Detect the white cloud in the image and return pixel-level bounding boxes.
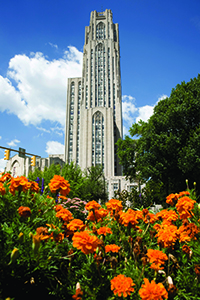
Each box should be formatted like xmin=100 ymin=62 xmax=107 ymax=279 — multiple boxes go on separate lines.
xmin=0 ymin=136 xmax=1 ymax=139
xmin=136 ymin=105 xmax=154 ymax=123
xmin=45 ymin=141 xmax=64 ymax=155
xmin=7 ymin=139 xmax=20 ymax=147
xmin=158 ymin=94 xmax=168 ymax=102
xmin=0 ymin=46 xmax=82 ymax=128
xmin=0 ymin=158 xmax=7 ymax=172
xmin=122 ymin=95 xmax=137 ymax=123
xmin=122 ymin=94 xmax=169 ymax=136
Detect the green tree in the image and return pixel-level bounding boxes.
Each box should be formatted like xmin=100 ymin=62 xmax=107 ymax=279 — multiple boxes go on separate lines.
xmin=117 ymin=74 xmax=200 ymax=199
xmin=84 ymin=165 xmax=108 ymax=203
xmin=61 ymin=162 xmax=86 ymax=199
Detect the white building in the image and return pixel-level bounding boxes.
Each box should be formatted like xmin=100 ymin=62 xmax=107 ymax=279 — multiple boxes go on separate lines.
xmin=64 ymin=9 xmax=138 ymax=197
xmin=5 ymin=9 xmax=139 ymax=198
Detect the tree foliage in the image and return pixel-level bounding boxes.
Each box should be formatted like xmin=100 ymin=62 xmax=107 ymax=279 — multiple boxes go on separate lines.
xmin=28 ymin=163 xmax=108 ymax=202
xmin=117 ymin=74 xmax=200 ymax=199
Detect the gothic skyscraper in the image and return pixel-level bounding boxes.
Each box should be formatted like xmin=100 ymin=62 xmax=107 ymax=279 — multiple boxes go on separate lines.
xmin=65 ymin=9 xmax=123 ymax=179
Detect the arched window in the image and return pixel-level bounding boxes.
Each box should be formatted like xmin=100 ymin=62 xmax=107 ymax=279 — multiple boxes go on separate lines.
xmin=96 ymin=22 xmax=106 ymax=40
xmin=92 ymin=112 xmax=104 ymax=168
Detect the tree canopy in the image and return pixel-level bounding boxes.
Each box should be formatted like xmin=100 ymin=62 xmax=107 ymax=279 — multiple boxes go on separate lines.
xmin=117 ymin=74 xmax=200 ymax=199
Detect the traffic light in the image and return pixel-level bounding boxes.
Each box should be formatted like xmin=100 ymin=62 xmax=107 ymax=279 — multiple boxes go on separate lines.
xmin=4 ymin=150 xmax=10 ymax=160
xmin=31 ymin=156 xmax=36 ymax=166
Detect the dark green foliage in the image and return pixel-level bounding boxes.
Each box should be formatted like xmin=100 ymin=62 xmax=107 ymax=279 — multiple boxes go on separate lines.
xmin=117 ymin=74 xmax=200 ymax=199
xmin=83 ymin=165 xmax=108 ymax=203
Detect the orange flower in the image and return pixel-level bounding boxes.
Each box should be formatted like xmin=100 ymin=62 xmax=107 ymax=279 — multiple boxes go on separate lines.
xmin=143 ymin=213 xmax=158 ymax=224
xmin=0 ymin=182 xmax=6 ymax=196
xmin=176 ymin=196 xmax=196 ymax=219
xmin=87 ymin=208 xmax=108 ymax=222
xmin=0 ymin=172 xmax=12 ymax=183
xmin=85 ymin=200 xmax=101 ymax=211
xmin=49 ymin=175 xmax=70 ymax=196
xmin=182 ymin=245 xmax=191 ymax=254
xmin=106 ymin=199 xmax=123 ymax=212
xmin=156 ymin=210 xmax=179 ymax=224
xmin=72 ymin=230 xmax=99 ymax=254
xmin=18 ymin=206 xmax=31 ymax=218
xmin=178 ymin=191 xmax=190 ymax=198
xmin=67 ymin=219 xmax=85 ymax=232
xmin=110 ymin=274 xmax=135 ymax=297
xmin=56 ymin=208 xmax=73 ymax=223
xmin=154 ymin=223 xmax=179 ymax=248
xmin=147 ymin=249 xmax=168 ymax=271
xmin=178 ymin=222 xmax=199 ymax=242
xmin=9 ymin=176 xmax=30 ymax=195
xmin=118 ymin=211 xmax=138 ymax=227
xmin=105 ymin=244 xmax=120 ymax=253
xmin=139 ymin=278 xmax=168 ymax=300
xmin=29 ymin=181 xmax=39 ymax=193
xmin=72 ymin=283 xmax=83 ymax=300
xmin=72 ymin=288 xmax=83 ymax=300
xmin=166 ymin=193 xmax=179 ymax=206
xmin=97 ymin=226 xmax=112 ymax=236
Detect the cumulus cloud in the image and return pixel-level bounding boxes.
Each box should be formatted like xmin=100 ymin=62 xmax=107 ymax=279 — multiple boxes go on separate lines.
xmin=136 ymin=105 xmax=154 ymax=123
xmin=0 ymin=46 xmax=82 ymax=129
xmin=45 ymin=141 xmax=65 ymax=155
xmin=122 ymin=94 xmax=168 ymax=136
xmin=7 ymin=139 xmax=20 ymax=147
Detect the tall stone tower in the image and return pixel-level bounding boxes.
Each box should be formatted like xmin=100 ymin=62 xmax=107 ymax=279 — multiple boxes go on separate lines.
xmin=65 ymin=9 xmax=123 ymax=178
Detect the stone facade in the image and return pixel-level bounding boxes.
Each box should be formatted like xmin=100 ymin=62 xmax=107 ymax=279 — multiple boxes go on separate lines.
xmin=4 ymin=9 xmax=139 ymax=199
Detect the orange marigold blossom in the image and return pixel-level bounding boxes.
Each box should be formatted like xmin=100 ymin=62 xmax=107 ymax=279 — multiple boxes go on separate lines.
xmin=178 ymin=191 xmax=190 ymax=198
xmin=85 ymin=200 xmax=101 ymax=211
xmin=176 ymin=196 xmax=196 ymax=219
xmin=166 ymin=193 xmax=179 ymax=206
xmin=87 ymin=208 xmax=108 ymax=222
xmin=67 ymin=219 xmax=85 ymax=232
xmin=156 ymin=210 xmax=179 ymax=224
xmin=105 ymin=244 xmax=120 ymax=253
xmin=56 ymin=208 xmax=73 ymax=223
xmin=0 ymin=172 xmax=12 ymax=183
xmin=143 ymin=213 xmax=158 ymax=224
xmin=154 ymin=223 xmax=179 ymax=249
xmin=18 ymin=206 xmax=31 ymax=218
xmin=139 ymin=278 xmax=168 ymax=300
xmin=29 ymin=181 xmax=40 ymax=193
xmin=106 ymin=198 xmax=123 ymax=212
xmin=118 ymin=211 xmax=138 ymax=227
xmin=9 ymin=176 xmax=30 ymax=195
xmin=97 ymin=226 xmax=112 ymax=236
xmin=72 ymin=230 xmax=100 ymax=254
xmin=110 ymin=274 xmax=135 ymax=297
xmin=0 ymin=182 xmax=6 ymax=196
xmin=49 ymin=175 xmax=70 ymax=196
xmin=147 ymin=249 xmax=168 ymax=270
xmin=178 ymin=222 xmax=199 ymax=242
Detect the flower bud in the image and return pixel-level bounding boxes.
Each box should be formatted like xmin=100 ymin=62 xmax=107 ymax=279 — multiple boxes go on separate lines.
xmin=18 ymin=232 xmax=24 ymax=243
xmin=9 ymin=248 xmax=19 ymax=264
xmin=32 ymin=234 xmax=41 ymax=254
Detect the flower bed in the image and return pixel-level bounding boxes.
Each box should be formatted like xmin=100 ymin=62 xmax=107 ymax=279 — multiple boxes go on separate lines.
xmin=0 ymin=173 xmax=200 ymax=299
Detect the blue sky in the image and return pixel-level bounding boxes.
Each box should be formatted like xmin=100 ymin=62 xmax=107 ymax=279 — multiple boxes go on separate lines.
xmin=0 ymin=0 xmax=200 ymax=171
